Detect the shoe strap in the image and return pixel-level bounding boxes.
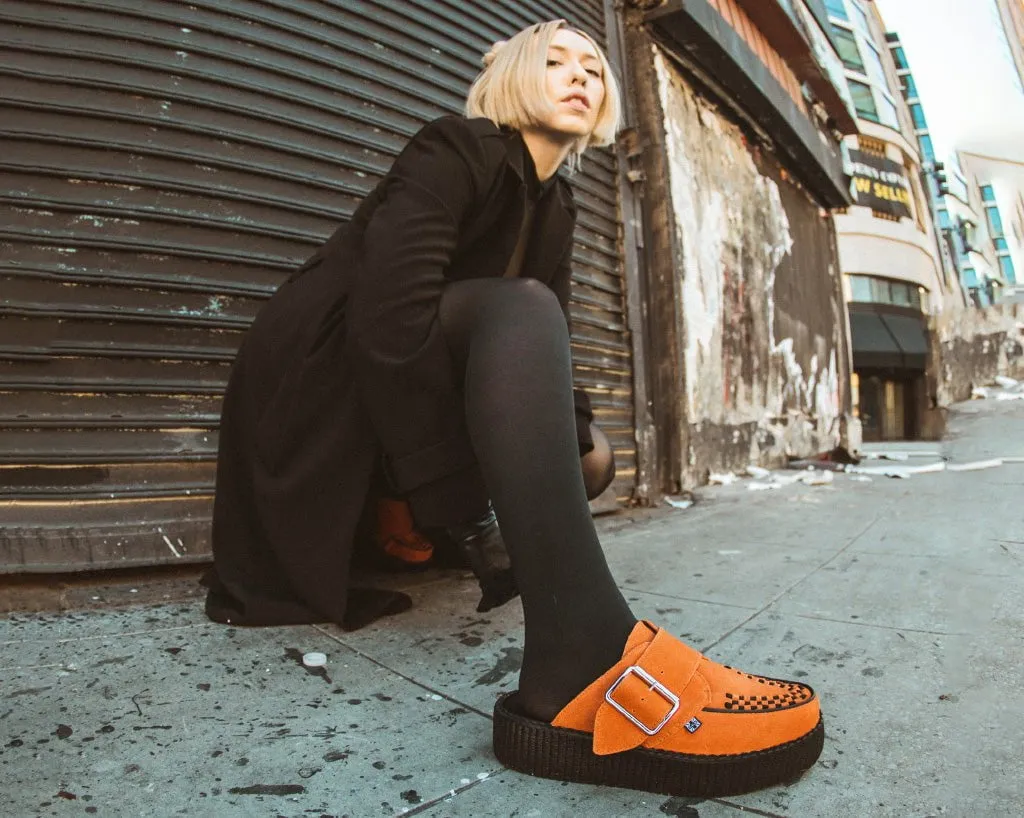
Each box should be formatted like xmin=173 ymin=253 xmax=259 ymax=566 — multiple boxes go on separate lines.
xmin=553 ymin=621 xmax=711 ymax=756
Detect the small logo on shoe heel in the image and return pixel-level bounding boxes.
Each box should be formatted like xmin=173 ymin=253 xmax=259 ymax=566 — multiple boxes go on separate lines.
xmin=684 ymin=717 xmax=702 ymax=734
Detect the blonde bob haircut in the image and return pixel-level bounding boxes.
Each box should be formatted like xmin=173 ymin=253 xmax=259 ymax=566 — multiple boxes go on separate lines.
xmin=464 ymin=20 xmax=621 ymax=172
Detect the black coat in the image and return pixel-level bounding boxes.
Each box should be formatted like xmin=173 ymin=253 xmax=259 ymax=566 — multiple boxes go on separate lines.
xmin=203 ymin=115 xmax=594 ymax=628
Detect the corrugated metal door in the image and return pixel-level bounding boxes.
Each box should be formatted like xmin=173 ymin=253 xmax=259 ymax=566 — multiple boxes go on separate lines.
xmin=0 ymin=0 xmax=636 ymax=571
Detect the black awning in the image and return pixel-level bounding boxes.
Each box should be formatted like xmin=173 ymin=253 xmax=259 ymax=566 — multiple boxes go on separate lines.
xmin=849 ymin=309 xmax=929 ymax=370
xmin=881 ymin=313 xmax=929 ymax=369
xmin=850 ymin=311 xmax=902 ymax=369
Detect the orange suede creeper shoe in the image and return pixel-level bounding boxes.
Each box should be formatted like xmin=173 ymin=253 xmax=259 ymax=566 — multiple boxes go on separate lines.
xmin=493 ymin=621 xmax=823 ymax=797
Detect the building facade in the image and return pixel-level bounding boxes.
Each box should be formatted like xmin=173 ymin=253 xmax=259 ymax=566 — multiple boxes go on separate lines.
xmin=885 ymin=30 xmax=964 ymax=308
xmin=956 ymin=151 xmax=1024 ymax=303
xmin=1 ymin=0 xmax=858 ymax=572
xmin=826 ymin=0 xmax=951 ymax=441
xmin=994 ymin=0 xmax=1024 ymax=94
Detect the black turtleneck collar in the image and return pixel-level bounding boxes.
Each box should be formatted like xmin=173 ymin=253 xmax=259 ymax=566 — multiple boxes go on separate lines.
xmin=500 ymin=126 xmax=559 ymax=201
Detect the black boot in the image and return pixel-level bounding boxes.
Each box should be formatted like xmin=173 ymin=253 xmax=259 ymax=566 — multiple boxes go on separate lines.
xmin=446 ymin=504 xmax=519 ymax=613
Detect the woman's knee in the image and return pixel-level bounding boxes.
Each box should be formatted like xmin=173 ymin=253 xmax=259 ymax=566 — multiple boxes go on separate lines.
xmin=501 ymin=278 xmax=565 ymax=326
xmin=440 ymin=278 xmax=562 ymax=329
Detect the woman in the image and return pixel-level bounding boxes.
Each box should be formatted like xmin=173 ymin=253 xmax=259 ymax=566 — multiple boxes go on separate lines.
xmin=204 ymin=20 xmax=824 ymax=797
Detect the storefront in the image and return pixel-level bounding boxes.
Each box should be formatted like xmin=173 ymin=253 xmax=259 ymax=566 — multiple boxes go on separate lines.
xmin=848 ymin=301 xmax=930 ymax=441
xmin=0 ymin=0 xmax=637 ymax=571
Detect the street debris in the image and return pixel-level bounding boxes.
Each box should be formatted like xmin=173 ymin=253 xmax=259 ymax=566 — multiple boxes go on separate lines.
xmin=946 ymin=458 xmax=1003 ymax=472
xmin=745 ymin=469 xmax=832 ymax=491
xmin=302 ymin=652 xmax=328 ymax=668
xmin=664 ymin=495 xmax=694 ymax=510
xmin=847 ymin=461 xmax=946 ymax=479
xmin=700 ymin=381 xmax=1024 ymax=497
xmin=708 ymin=472 xmax=739 ymax=486
xmin=971 ymin=375 xmax=1024 ymax=401
xmin=860 ymin=450 xmax=942 ymax=460
xmin=799 ymin=470 xmax=834 ymax=487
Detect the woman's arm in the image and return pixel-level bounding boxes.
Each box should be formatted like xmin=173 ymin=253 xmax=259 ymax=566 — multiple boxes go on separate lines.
xmin=346 ymin=116 xmax=499 ymax=502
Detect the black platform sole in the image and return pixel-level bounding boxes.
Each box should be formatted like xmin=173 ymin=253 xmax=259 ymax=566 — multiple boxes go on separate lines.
xmin=492 ymin=692 xmax=824 ymax=797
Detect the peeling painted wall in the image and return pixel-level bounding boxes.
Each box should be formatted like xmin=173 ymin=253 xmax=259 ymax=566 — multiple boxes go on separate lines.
xmin=652 ymin=50 xmax=850 ymax=479
xmin=930 ymin=303 xmax=1024 ymax=407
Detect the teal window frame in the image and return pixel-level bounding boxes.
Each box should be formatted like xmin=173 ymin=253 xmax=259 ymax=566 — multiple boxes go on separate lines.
xmin=910 ymin=103 xmax=927 ymax=129
xmin=918 ymin=134 xmax=935 ymax=163
xmin=999 ymin=255 xmax=1017 ymax=284
xmin=825 ymin=0 xmax=849 ymax=21
xmin=986 ymin=206 xmax=1004 ymax=237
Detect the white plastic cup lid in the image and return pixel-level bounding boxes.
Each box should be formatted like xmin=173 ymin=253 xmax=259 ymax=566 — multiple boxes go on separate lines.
xmin=302 ymin=652 xmax=327 ymax=668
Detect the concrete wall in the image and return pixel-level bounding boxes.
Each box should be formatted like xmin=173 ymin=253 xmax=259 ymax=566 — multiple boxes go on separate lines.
xmin=651 ymin=48 xmax=851 ymax=482
xmin=930 ymin=303 xmax=1024 ymax=407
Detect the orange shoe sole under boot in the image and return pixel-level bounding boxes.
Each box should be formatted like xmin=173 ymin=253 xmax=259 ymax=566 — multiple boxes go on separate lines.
xmin=493 ymin=621 xmax=823 ymax=797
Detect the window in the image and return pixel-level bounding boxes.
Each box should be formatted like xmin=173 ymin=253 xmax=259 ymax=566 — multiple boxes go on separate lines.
xmin=849 ymin=275 xmax=923 ymax=309
xmin=900 ymin=74 xmax=918 ymax=99
xmin=826 ymin=0 xmax=849 ymax=21
xmin=862 ymin=41 xmax=891 ymax=93
xmin=833 ymin=26 xmax=865 ymax=71
xmin=878 ymin=94 xmax=900 ymax=129
xmin=849 ymin=275 xmax=873 ymax=301
xmin=999 ymin=255 xmax=1017 ymax=284
xmin=890 ymin=282 xmax=912 ymax=307
xmin=891 ymin=46 xmax=908 ymax=69
xmin=910 ymin=103 xmax=927 ymax=129
xmin=981 ymin=184 xmax=996 ymax=203
xmin=987 ymin=206 xmax=1005 ymax=237
xmin=938 ymin=208 xmax=952 ymax=229
xmin=848 ymin=79 xmax=879 ymax=121
xmin=962 ymin=266 xmax=978 ymax=287
xmin=995 ymin=237 xmax=1009 ymax=251
xmin=918 ymin=134 xmax=935 ymax=163
xmin=850 ymin=1 xmax=872 ymax=35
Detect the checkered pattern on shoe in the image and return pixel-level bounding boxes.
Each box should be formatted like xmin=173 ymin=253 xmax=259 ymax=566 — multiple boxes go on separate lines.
xmin=706 ymin=667 xmax=814 ymax=713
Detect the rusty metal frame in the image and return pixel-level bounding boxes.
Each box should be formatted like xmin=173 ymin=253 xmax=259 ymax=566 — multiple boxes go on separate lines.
xmin=603 ymin=0 xmax=659 ymax=504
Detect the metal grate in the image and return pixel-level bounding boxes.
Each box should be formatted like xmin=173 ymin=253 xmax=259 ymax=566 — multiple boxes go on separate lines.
xmin=0 ymin=0 xmax=634 ymax=571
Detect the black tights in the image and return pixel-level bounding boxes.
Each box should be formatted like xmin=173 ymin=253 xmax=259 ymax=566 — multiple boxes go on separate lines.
xmin=438 ymin=278 xmax=637 ymax=721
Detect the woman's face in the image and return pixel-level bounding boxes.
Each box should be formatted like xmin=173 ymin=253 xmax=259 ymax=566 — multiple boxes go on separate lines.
xmin=540 ymin=28 xmax=605 ymax=140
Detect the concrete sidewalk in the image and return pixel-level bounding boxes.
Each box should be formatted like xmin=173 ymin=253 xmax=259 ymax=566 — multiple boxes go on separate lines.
xmin=2 ymin=398 xmax=1023 ymax=818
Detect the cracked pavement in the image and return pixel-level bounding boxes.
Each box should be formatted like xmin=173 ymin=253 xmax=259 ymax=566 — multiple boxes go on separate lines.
xmin=2 ymin=398 xmax=1023 ymax=817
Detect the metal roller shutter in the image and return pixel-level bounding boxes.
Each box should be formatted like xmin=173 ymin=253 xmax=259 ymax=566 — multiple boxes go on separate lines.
xmin=0 ymin=0 xmax=635 ymax=571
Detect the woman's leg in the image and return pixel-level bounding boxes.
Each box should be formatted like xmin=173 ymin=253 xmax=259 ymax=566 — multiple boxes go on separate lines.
xmin=439 ymin=278 xmax=636 ymax=721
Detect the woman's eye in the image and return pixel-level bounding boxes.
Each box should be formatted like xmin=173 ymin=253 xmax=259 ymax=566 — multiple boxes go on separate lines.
xmin=586 ymin=69 xmax=601 ymax=78
xmin=546 ymin=59 xmax=561 ymax=67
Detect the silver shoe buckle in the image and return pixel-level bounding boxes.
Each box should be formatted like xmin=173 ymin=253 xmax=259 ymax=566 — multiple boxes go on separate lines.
xmin=604 ymin=665 xmax=680 ymax=736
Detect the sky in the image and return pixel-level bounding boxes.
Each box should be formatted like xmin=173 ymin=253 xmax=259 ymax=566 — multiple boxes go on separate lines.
xmin=874 ymin=0 xmax=1024 ymax=162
